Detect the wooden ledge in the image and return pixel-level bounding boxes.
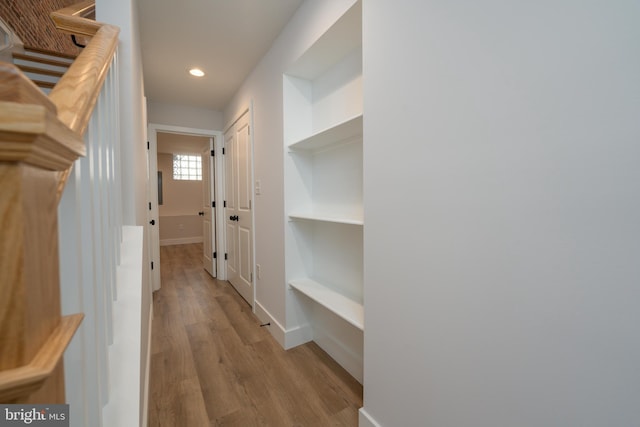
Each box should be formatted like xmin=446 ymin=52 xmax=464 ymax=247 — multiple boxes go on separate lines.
xmin=0 ymin=313 xmax=84 ymax=402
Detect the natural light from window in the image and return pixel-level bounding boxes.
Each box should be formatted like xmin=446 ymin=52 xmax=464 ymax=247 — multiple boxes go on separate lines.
xmin=173 ymin=154 xmax=202 ymax=181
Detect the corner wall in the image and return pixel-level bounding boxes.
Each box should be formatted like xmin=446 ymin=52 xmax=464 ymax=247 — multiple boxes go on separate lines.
xmin=362 ymin=1 xmax=640 ymax=426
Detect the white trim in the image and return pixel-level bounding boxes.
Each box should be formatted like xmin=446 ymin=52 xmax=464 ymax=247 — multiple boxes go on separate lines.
xmin=150 ymin=123 xmax=220 ymax=137
xmin=254 ymin=301 xmax=286 ymax=346
xmin=284 ymin=323 xmax=313 ymax=350
xmin=147 ymin=123 xmax=225 ymax=288
xmin=359 ymin=408 xmax=383 ymax=427
xmin=213 ymin=130 xmax=226 ymax=280
xmin=223 ymin=106 xmax=251 ymax=134
xmin=313 ymin=326 xmax=363 ymax=383
xmin=141 ymin=305 xmax=153 ymax=427
xmin=254 ymin=301 xmax=312 ymax=349
xmin=160 ymin=236 xmax=204 ymax=246
xmin=249 ymin=101 xmax=257 ymax=311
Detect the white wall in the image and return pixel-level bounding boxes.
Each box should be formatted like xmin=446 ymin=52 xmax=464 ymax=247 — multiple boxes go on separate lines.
xmin=361 ymin=1 xmax=640 ymax=427
xmin=223 ymin=0 xmax=358 ymax=337
xmin=148 ymin=100 xmax=223 ymax=130
xmin=97 ymin=0 xmax=146 ymax=227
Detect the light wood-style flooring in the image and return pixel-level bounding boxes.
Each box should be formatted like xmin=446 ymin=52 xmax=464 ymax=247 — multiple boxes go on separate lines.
xmin=148 ymin=243 xmax=363 ymax=426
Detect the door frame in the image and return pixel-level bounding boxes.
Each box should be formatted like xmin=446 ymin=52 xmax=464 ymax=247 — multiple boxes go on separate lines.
xmin=147 ymin=123 xmax=225 ymax=291
xmin=201 ymin=142 xmax=216 ymax=278
xmin=223 ymin=104 xmax=256 ymax=309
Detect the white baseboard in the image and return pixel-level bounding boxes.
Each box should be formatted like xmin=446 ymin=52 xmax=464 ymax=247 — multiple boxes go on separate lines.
xmin=313 ymin=326 xmax=363 ymax=383
xmin=254 ymin=300 xmax=312 ymax=350
xmin=359 ymin=408 xmax=382 ymax=427
xmin=284 ymin=323 xmax=313 ymax=350
xmin=159 ymin=236 xmax=203 ymax=246
xmin=141 ymin=305 xmax=153 ymax=427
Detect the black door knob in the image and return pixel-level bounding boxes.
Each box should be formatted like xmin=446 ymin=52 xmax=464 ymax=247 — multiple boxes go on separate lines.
xmin=149 ymin=219 xmax=155 ymax=225
xmin=198 ymin=211 xmax=204 ymax=216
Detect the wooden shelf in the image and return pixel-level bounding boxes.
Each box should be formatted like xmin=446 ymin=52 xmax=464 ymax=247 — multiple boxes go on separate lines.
xmin=289 ymin=278 xmax=364 ymax=331
xmin=288 ymin=114 xmax=362 ymax=152
xmin=288 ymin=212 xmax=363 ymax=226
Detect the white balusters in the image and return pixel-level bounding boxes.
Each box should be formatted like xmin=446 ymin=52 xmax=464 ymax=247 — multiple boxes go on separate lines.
xmin=58 ymin=54 xmax=123 ymax=427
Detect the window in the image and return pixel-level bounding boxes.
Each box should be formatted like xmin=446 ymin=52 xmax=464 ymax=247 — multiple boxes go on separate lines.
xmin=173 ymin=154 xmax=202 ymax=180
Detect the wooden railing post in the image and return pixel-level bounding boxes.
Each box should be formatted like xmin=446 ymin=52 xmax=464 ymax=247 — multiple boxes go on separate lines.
xmin=0 ymin=64 xmax=84 ymax=403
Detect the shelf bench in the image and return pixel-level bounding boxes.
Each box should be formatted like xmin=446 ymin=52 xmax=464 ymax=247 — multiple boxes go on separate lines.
xmin=289 ymin=278 xmax=364 ymax=331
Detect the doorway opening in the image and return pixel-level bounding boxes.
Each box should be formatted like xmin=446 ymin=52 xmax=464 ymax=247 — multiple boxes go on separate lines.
xmin=147 ymin=124 xmax=224 ymax=292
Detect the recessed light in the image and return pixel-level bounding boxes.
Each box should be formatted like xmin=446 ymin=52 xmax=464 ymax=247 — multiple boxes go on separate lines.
xmin=189 ymin=68 xmax=205 ymax=77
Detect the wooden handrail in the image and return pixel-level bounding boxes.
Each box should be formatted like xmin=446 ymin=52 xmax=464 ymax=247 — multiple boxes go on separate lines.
xmin=48 ymin=24 xmax=118 ymax=136
xmin=49 ymin=1 xmax=100 ymax=37
xmin=49 ymin=2 xmax=120 ymax=201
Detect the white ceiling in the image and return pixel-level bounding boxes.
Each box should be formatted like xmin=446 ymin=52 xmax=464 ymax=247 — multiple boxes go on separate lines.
xmin=137 ymin=0 xmax=304 ymax=111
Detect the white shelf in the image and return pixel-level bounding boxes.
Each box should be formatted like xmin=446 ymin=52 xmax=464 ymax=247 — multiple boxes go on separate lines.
xmin=288 ymin=213 xmax=363 ymax=226
xmin=283 ymin=0 xmax=363 ymax=384
xmin=289 ymin=278 xmax=364 ymax=331
xmin=288 ymin=114 xmax=362 ymax=152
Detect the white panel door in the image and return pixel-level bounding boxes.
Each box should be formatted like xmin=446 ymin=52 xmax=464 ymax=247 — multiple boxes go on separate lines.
xmin=202 ymin=138 xmax=215 ymax=277
xmin=224 ymin=111 xmax=253 ymax=306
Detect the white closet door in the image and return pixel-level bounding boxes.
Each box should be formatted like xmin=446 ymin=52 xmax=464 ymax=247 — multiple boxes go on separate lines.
xmin=224 ymin=111 xmax=253 ymax=306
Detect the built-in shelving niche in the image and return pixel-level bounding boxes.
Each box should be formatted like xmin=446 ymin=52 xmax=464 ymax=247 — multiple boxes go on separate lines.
xmin=283 ymin=0 xmax=363 ymax=383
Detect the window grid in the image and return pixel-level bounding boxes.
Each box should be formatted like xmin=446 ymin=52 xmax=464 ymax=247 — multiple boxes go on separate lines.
xmin=173 ymin=154 xmax=202 ymax=181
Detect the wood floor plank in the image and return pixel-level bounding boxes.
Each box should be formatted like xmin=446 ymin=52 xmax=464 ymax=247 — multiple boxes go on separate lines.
xmin=185 ymin=322 xmax=243 ymax=420
xmin=289 ymin=342 xmax=363 ymax=410
xmin=174 ymin=378 xmax=211 ymax=426
xmin=149 ymin=243 xmax=363 ymax=426
xmin=215 ymin=293 xmax=266 ymax=345
xmin=247 ymin=338 xmax=334 ymax=426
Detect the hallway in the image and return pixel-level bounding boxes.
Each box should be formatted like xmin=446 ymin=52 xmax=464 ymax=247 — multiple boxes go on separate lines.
xmin=148 ymin=243 xmax=363 ymax=426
